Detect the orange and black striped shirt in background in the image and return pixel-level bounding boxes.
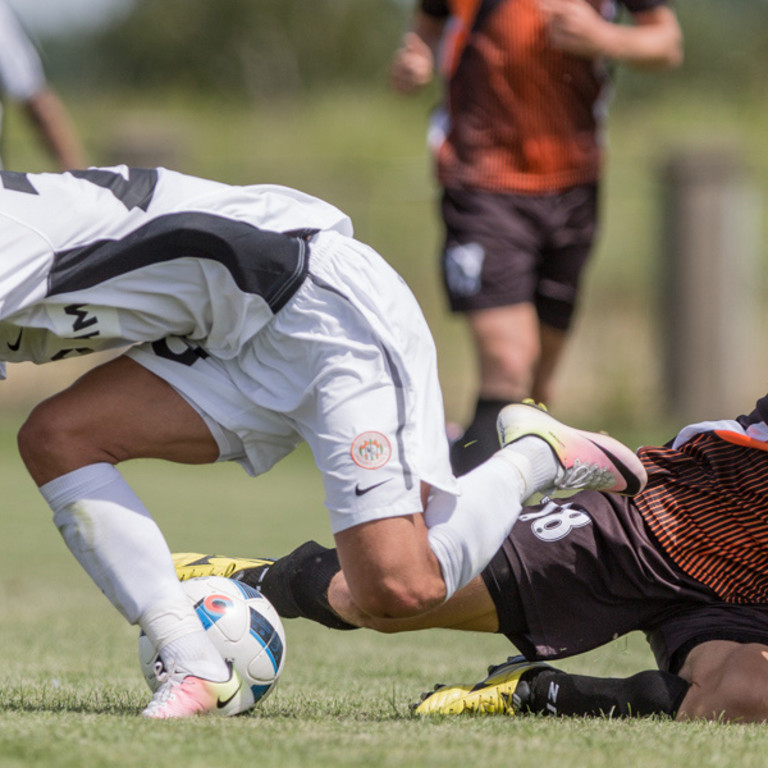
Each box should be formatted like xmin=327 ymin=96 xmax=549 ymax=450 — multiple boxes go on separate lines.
xmin=421 ymin=0 xmax=669 ymax=193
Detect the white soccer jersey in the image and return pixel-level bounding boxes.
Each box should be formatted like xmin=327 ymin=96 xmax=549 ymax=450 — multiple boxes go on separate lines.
xmin=0 ymin=165 xmax=458 ymax=525
xmin=0 ymin=165 xmax=353 ymax=379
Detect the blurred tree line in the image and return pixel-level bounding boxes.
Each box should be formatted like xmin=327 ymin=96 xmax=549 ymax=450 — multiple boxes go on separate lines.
xmin=42 ymin=0 xmax=768 ymax=102
xmin=45 ymin=0 xmax=408 ymax=98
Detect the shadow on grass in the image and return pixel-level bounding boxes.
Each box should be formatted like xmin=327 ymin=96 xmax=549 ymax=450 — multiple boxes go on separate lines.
xmin=0 ymin=684 xmax=145 ymax=716
xmin=0 ymin=685 xmax=415 ymax=721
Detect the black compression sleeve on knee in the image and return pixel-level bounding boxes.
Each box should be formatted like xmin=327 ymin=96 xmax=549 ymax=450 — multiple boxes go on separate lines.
xmin=526 ymin=669 xmax=691 ymax=718
xmin=450 ymin=398 xmax=510 ymax=476
xmin=259 ymin=540 xmax=358 ymax=631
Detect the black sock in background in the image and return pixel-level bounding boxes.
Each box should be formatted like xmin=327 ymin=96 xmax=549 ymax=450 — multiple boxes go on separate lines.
xmin=450 ymin=398 xmax=510 ymax=476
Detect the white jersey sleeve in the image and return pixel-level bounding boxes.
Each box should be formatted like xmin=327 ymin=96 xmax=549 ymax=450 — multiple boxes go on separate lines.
xmin=0 ymin=3 xmax=45 ymax=101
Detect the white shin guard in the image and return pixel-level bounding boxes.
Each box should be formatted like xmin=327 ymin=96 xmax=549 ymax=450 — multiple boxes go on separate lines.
xmin=426 ymin=443 xmax=555 ymax=600
xmin=40 ymin=463 xmax=203 ymax=646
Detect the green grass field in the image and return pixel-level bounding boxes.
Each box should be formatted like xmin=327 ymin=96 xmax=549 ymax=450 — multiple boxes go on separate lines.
xmin=2 ymin=87 xmax=768 ymax=764
xmin=2 ymin=416 xmax=768 ymax=768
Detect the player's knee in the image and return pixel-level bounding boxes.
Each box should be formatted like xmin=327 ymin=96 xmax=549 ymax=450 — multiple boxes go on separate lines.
xmin=17 ymin=399 xmax=95 ymax=476
xmin=352 ymin=576 xmax=444 ymax=620
xmin=18 ymin=401 xmax=64 ymax=463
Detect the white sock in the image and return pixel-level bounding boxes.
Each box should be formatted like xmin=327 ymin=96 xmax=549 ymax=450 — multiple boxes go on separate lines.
xmin=156 ymin=630 xmax=229 ymax=682
xmin=426 ymin=440 xmax=558 ymax=601
xmin=497 ymin=436 xmax=560 ymax=495
xmin=40 ymin=463 xmax=227 ymax=680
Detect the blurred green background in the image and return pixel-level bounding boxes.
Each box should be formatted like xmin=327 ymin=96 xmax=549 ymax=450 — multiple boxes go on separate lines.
xmin=3 ymin=0 xmax=768 ymax=444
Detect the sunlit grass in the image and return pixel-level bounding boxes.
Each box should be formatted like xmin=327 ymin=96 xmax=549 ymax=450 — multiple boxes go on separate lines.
xmin=2 ymin=420 xmax=768 ymax=767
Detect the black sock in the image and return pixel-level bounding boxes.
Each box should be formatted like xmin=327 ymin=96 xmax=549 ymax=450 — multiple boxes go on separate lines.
xmin=450 ymin=398 xmax=510 ymax=476
xmin=525 ymin=668 xmax=691 ymax=718
xmin=257 ymin=541 xmax=357 ymax=631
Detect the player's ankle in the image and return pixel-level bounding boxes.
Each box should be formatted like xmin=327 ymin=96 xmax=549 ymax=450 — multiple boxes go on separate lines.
xmin=497 ymin=436 xmax=559 ymax=497
xmin=159 ymin=630 xmax=229 ymax=682
xmin=261 ymin=541 xmax=358 ymax=631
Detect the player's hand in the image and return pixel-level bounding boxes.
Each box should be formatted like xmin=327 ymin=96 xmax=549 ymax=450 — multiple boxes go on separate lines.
xmin=390 ymin=32 xmax=435 ymax=93
xmin=539 ymin=0 xmax=610 ymax=59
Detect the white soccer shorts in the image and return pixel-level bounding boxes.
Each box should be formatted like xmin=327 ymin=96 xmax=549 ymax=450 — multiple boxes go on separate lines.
xmin=127 ymin=230 xmax=458 ymax=533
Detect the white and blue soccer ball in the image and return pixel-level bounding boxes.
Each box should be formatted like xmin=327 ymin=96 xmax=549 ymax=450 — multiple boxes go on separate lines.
xmin=138 ymin=575 xmax=286 ymax=714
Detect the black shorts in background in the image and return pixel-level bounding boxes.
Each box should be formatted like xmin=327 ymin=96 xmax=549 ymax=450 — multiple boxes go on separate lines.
xmin=481 ymin=491 xmax=768 ymax=673
xmin=439 ymin=184 xmax=598 ymax=330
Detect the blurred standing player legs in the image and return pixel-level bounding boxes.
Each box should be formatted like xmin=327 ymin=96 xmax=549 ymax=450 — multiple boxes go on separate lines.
xmin=391 ymin=0 xmax=682 ymax=474
xmin=0 ymin=1 xmax=85 ymax=170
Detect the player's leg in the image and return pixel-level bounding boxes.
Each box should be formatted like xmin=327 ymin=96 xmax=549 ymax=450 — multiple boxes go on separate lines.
xmin=531 ymin=322 xmax=567 ymax=407
xmin=414 ymin=655 xmax=691 ymax=717
xmin=467 ymin=303 xmax=541 ymax=402
xmin=178 ymin=408 xmax=646 ymax=632
xmin=330 ymin=412 xmax=644 ymax=620
xmin=235 ymin=228 xmax=644 ymax=623
xmin=173 ymin=400 xmax=646 ymax=627
xmin=17 ymin=354 xmax=242 ymax=717
xmin=330 ymin=444 xmax=555 ymax=621
xmin=440 ymin=187 xmax=540 ymax=476
xmin=18 ymin=356 xmax=220 ymax=482
xmin=328 ymin=570 xmax=499 ymax=633
xmin=676 ymin=640 xmax=768 ymax=722
xmin=270 ymin=231 xmax=521 ymax=619
xmin=415 ymin=490 xmax=696 ymax=718
xmin=532 ymin=183 xmax=598 ymax=408
xmin=448 ymin=304 xmax=540 ymax=475
xmin=174 ymin=543 xmax=500 ymax=633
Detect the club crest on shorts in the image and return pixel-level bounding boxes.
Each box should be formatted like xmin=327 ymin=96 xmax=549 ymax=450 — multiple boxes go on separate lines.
xmin=351 ymin=431 xmax=391 ymax=469
xmin=444 ymin=241 xmax=485 ymax=296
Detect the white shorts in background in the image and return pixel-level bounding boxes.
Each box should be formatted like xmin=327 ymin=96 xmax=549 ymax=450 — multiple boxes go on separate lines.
xmin=127 ymin=230 xmax=458 ymax=533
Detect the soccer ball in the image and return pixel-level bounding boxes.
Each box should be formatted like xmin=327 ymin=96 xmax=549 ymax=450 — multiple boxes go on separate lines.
xmin=138 ymin=575 xmax=286 ymax=714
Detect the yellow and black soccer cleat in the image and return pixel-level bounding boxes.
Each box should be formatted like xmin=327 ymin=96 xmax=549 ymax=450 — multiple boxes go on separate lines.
xmin=172 ymin=552 xmax=274 ymax=586
xmin=412 ymin=656 xmax=550 ymax=716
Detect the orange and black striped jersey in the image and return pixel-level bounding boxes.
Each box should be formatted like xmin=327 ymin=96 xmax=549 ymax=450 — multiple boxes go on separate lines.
xmin=421 ymin=0 xmax=668 ymax=193
xmin=634 ymin=399 xmax=768 ymax=604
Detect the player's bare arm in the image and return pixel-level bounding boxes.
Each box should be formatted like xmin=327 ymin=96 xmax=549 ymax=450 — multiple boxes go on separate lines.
xmin=390 ymin=11 xmax=445 ymax=93
xmin=24 ymin=88 xmax=86 ymax=171
xmin=540 ymin=0 xmax=683 ymax=69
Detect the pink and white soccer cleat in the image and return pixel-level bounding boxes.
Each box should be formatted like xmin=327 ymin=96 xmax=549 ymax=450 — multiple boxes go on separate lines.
xmin=497 ymin=401 xmax=647 ymax=496
xmin=141 ymin=661 xmax=244 ymax=719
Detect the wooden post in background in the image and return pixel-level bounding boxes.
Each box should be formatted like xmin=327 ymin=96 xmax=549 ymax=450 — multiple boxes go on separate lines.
xmin=660 ymin=149 xmax=762 ymax=422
